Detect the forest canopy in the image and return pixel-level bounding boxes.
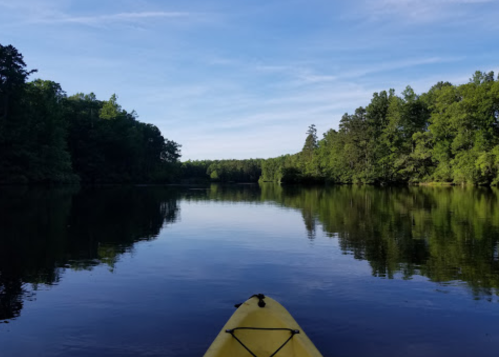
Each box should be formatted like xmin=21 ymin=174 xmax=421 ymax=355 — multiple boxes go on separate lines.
xmin=261 ymin=73 xmax=499 ymax=185
xmin=2 ymin=43 xmax=499 ymax=185
xmin=179 ymin=72 xmax=499 ymax=186
xmin=0 ymin=43 xmax=181 ymax=184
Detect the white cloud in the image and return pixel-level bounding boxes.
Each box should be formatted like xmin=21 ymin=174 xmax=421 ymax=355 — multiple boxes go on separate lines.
xmin=297 ymin=73 xmax=337 ymax=83
xmin=0 ymin=1 xmax=195 ymax=28
xmin=4 ymin=0 xmax=497 ymax=161
xmin=36 ymin=11 xmax=191 ymax=26
xmin=365 ymin=0 xmax=494 ymax=22
xmin=340 ymin=57 xmax=458 ymax=79
xmin=129 ymin=53 xmax=472 ymax=160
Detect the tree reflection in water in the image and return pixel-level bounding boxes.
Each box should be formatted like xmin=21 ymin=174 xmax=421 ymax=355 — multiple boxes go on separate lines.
xmin=0 ymin=186 xmax=179 ymax=320
xmin=1 ymin=184 xmax=499 ymax=321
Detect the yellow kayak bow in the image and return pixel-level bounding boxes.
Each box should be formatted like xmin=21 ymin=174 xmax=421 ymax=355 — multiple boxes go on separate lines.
xmin=204 ymin=294 xmax=323 ymax=357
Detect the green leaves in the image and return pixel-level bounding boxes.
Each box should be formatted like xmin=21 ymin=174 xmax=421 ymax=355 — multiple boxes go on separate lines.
xmin=0 ymin=43 xmax=181 ymax=184
xmin=0 ymin=44 xmax=37 ymax=121
xmin=99 ymin=94 xmax=121 ymax=120
xmin=258 ymin=69 xmax=499 ymax=186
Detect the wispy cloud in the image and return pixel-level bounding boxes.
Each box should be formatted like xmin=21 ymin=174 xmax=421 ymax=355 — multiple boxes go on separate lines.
xmin=36 ymin=11 xmax=191 ymax=26
xmin=0 ymin=1 xmax=196 ymax=29
xmin=3 ymin=0 xmax=497 ymax=160
xmin=254 ymin=64 xmax=338 ymax=85
xmin=250 ymin=57 xmax=455 ymax=87
xmin=0 ymin=0 xmax=62 ymax=21
xmin=365 ymin=0 xmax=494 ymax=22
xmin=297 ymin=73 xmax=337 ymax=83
xmin=340 ymin=57 xmax=459 ymax=79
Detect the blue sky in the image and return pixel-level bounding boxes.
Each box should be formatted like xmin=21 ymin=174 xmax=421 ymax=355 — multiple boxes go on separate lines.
xmin=1 ymin=0 xmax=498 ymax=160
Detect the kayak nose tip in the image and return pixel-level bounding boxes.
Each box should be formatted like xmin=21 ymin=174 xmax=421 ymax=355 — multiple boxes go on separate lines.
xmin=251 ymin=293 xmax=266 ymax=307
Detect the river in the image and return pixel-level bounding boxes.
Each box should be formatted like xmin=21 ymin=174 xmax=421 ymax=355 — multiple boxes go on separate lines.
xmin=1 ymin=184 xmax=498 ymax=356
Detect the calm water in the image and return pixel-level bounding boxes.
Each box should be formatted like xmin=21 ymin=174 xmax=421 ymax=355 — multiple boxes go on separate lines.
xmin=1 ymin=184 xmax=499 ymax=357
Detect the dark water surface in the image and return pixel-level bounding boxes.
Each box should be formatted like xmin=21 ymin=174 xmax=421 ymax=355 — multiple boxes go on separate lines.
xmin=1 ymin=184 xmax=499 ymax=357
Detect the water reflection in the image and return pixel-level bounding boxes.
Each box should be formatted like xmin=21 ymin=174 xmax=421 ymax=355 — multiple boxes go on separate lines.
xmin=185 ymin=184 xmax=499 ymax=297
xmin=0 ymin=186 xmax=179 ymax=320
xmin=1 ymin=184 xmax=499 ymax=322
xmin=285 ymin=185 xmax=499 ymax=298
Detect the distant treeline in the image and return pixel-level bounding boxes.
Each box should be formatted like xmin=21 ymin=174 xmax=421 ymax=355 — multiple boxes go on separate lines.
xmin=181 ymin=159 xmax=262 ymax=183
xmin=0 ymin=44 xmax=181 ymax=184
xmin=262 ymin=72 xmax=499 ymax=185
xmin=182 ymin=71 xmax=499 ymax=186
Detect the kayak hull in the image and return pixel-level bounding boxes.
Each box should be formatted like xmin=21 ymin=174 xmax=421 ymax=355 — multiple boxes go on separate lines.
xmin=204 ymin=296 xmax=323 ymax=357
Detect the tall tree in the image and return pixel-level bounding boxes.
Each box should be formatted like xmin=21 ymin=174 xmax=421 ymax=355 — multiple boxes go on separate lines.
xmin=0 ymin=44 xmax=37 ymax=121
xmin=300 ymin=124 xmax=319 ymax=178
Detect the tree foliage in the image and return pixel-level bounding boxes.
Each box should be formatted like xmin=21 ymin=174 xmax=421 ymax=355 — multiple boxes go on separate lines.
xmin=0 ymin=44 xmax=181 ymax=184
xmin=261 ymin=72 xmax=499 ymax=185
xmin=181 ymin=159 xmax=262 ymax=183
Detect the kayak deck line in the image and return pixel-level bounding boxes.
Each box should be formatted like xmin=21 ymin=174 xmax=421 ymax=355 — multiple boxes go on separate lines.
xmin=204 ymin=294 xmax=323 ymax=357
xmin=226 ymin=326 xmax=300 ymax=357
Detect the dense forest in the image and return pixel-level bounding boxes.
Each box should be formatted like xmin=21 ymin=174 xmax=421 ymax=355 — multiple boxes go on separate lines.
xmin=0 ymin=44 xmax=181 ymax=184
xmin=261 ymin=73 xmax=499 ymax=185
xmin=181 ymin=159 xmax=262 ymax=183
xmin=2 ymin=43 xmax=499 ymax=186
xmin=181 ymin=71 xmax=499 ymax=186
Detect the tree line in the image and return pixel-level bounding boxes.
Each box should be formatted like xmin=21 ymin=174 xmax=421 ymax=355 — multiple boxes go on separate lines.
xmin=262 ymin=72 xmax=499 ymax=185
xmin=0 ymin=44 xmax=181 ymax=184
xmin=3 ymin=43 xmax=499 ymax=186
xmin=181 ymin=159 xmax=262 ymax=183
xmin=181 ymin=71 xmax=499 ymax=186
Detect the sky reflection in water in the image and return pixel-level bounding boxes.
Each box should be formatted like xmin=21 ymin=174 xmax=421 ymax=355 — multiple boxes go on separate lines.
xmin=0 ymin=184 xmax=499 ymax=357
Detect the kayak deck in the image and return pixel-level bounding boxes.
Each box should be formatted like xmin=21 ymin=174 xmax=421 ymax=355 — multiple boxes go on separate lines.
xmin=204 ymin=295 xmax=323 ymax=357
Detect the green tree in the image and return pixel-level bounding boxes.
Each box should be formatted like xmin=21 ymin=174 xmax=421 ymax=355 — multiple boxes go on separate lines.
xmin=99 ymin=94 xmax=121 ymax=120
xmin=300 ymin=124 xmax=320 ymax=178
xmin=0 ymin=44 xmax=37 ymax=121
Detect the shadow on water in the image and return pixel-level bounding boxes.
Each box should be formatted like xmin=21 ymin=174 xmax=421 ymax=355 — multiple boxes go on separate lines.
xmin=1 ymin=183 xmax=499 ymax=322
